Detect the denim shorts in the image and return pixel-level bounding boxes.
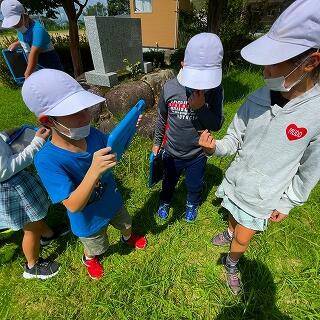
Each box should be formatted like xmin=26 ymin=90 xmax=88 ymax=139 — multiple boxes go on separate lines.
xmin=216 ymin=186 xmax=269 ymax=232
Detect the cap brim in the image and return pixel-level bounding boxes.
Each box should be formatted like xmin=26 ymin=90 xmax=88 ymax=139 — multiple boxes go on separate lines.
xmin=241 ymin=34 xmax=311 ymax=65
xmin=177 ymin=67 xmax=222 ymax=90
xmin=1 ymin=15 xmax=21 ymax=28
xmin=46 ymin=90 xmax=106 ymax=117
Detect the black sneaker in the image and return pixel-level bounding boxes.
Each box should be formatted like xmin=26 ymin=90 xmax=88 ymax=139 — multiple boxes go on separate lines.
xmin=40 ymin=223 xmax=70 ymax=246
xmin=23 ymin=258 xmax=60 ymax=280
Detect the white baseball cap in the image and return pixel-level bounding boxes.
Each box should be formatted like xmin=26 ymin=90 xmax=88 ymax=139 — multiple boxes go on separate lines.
xmin=22 ymin=69 xmax=106 ymax=117
xmin=1 ymin=0 xmax=25 ymax=28
xmin=241 ymin=0 xmax=320 ymax=66
xmin=177 ymin=33 xmax=223 ymax=90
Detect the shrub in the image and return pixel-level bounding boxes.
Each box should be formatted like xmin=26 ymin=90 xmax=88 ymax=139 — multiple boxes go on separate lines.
xmin=169 ymin=47 xmax=185 ymax=71
xmin=51 ymin=33 xmax=93 ymax=75
xmin=143 ymin=50 xmax=165 ymax=69
xmin=0 ymin=35 xmax=19 ymax=88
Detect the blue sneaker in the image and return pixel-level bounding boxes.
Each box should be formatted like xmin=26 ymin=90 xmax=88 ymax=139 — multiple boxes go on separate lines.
xmin=157 ymin=202 xmax=170 ymax=220
xmin=185 ymin=203 xmax=199 ymax=222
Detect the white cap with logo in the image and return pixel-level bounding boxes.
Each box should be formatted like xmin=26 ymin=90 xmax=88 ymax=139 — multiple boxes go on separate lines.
xmin=22 ymin=69 xmax=106 ymax=117
xmin=1 ymin=0 xmax=25 ymax=28
xmin=241 ymin=0 xmax=320 ymax=65
xmin=177 ymin=32 xmax=223 ymax=90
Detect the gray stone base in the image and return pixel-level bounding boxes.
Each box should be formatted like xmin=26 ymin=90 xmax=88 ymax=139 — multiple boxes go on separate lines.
xmin=85 ymin=70 xmax=118 ymax=87
xmin=143 ymin=62 xmax=153 ymax=74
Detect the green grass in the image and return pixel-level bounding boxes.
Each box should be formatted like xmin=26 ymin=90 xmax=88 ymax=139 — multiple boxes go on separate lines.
xmin=0 ymin=68 xmax=319 ymax=319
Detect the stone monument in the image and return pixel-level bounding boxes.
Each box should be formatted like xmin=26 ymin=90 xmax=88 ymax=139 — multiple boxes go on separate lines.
xmin=84 ymin=16 xmax=152 ymax=87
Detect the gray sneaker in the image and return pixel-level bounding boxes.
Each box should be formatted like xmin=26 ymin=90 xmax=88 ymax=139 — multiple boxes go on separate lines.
xmin=23 ymin=258 xmax=60 ymax=280
xmin=221 ymin=255 xmax=241 ymax=295
xmin=211 ymin=230 xmax=233 ymax=246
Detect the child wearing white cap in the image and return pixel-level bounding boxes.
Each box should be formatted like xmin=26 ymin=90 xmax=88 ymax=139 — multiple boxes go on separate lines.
xmin=199 ymin=0 xmax=320 ymax=295
xmin=22 ymin=69 xmax=147 ymax=280
xmin=152 ymin=32 xmax=224 ymax=222
xmin=0 ymin=125 xmax=65 ymax=279
xmin=0 ymin=0 xmax=63 ymax=78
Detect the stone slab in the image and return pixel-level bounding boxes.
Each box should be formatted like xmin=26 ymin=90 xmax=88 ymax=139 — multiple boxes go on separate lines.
xmin=85 ymin=70 xmax=118 ymax=87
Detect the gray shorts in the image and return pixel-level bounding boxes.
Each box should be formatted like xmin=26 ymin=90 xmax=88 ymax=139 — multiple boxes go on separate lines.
xmin=79 ymin=207 xmax=132 ymax=257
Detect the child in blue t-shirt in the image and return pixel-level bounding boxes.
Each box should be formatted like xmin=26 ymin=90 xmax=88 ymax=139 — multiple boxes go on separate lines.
xmin=22 ymin=69 xmax=147 ymax=280
xmin=1 ymin=0 xmax=63 ymax=78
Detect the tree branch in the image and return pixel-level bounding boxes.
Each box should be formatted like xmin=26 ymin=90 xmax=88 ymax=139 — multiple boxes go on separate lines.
xmin=75 ymin=0 xmax=89 ymax=19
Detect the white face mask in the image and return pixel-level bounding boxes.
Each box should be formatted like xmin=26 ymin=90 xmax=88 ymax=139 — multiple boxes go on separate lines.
xmin=51 ymin=118 xmax=90 ymax=140
xmin=264 ymin=56 xmax=311 ymax=92
xmin=14 ymin=16 xmax=27 ymax=33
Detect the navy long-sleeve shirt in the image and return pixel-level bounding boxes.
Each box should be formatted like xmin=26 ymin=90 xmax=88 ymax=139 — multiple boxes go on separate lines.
xmin=153 ymin=77 xmax=224 ymax=159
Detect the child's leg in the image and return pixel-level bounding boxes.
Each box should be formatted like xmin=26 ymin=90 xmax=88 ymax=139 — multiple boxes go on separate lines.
xmin=22 ymin=220 xmax=46 ymax=267
xmin=229 ymin=223 xmax=256 ymax=262
xmin=79 ymin=228 xmax=108 ymax=280
xmin=110 ymin=207 xmax=147 ymax=250
xmin=22 ymin=219 xmax=55 ymax=266
xmin=185 ymin=155 xmax=207 ymax=205
xmin=159 ymin=153 xmax=183 ymax=204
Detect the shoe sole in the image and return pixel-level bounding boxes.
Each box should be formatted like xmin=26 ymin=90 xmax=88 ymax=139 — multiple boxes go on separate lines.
xmin=211 ymin=241 xmax=232 ymax=247
xmin=22 ymin=267 xmax=60 ymax=280
xmin=40 ymin=230 xmax=70 ymax=246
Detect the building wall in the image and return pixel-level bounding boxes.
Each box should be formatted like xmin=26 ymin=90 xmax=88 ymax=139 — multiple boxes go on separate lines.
xmin=130 ymin=0 xmax=179 ymax=49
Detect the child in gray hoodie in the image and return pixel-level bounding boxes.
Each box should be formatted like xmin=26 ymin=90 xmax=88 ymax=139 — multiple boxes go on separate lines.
xmin=199 ymin=0 xmax=320 ymax=295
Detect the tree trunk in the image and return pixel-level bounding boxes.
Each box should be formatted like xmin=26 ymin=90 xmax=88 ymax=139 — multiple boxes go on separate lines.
xmin=207 ymin=0 xmax=226 ymax=34
xmin=62 ymin=1 xmax=83 ymax=77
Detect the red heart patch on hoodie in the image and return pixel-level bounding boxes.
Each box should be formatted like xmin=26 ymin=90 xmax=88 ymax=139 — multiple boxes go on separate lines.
xmin=286 ymin=124 xmax=308 ymax=141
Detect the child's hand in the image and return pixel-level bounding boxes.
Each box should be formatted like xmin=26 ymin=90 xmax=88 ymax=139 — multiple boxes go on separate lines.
xmin=188 ymin=90 xmax=205 ymax=110
xmin=8 ymin=41 xmax=21 ymax=51
xmin=199 ymin=129 xmax=216 ymax=154
xmin=152 ymin=145 xmax=160 ymax=155
xmin=89 ymin=147 xmax=117 ymax=178
xmin=269 ymin=210 xmax=288 ymax=222
xmin=136 ymin=115 xmax=143 ymax=127
xmin=35 ymin=127 xmax=51 ymax=140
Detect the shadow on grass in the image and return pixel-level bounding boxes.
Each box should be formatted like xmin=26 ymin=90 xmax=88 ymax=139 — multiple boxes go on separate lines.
xmin=222 ymin=72 xmax=251 ymax=104
xmin=128 ymin=162 xmax=223 ymax=236
xmin=216 ymin=254 xmax=292 ymax=320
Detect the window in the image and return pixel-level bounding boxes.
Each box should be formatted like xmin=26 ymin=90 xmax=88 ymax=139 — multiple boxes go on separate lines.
xmin=134 ymin=0 xmax=152 ymax=13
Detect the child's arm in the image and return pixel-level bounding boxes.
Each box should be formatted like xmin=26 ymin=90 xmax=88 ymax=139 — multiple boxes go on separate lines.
xmin=0 ymin=127 xmax=49 ymax=182
xmin=274 ymin=134 xmax=320 ymax=217
xmin=24 ymin=46 xmax=41 ymax=78
xmin=199 ymin=101 xmax=249 ymax=157
xmin=62 ymin=147 xmax=117 ymax=213
xmin=152 ymin=89 xmax=168 ymax=155
xmin=189 ymin=86 xmax=225 ymax=131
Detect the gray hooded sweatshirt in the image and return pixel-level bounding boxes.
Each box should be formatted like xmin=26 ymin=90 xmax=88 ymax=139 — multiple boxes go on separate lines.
xmin=215 ymin=84 xmax=320 ymax=218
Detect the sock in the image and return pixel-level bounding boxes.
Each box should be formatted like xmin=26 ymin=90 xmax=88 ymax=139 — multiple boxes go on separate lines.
xmin=122 ymin=234 xmax=131 ymax=241
xmin=227 ymin=228 xmax=234 ymax=238
xmin=27 ymin=262 xmax=35 ymax=269
xmin=85 ymin=255 xmax=94 ymax=261
xmin=226 ymin=252 xmax=239 ymax=268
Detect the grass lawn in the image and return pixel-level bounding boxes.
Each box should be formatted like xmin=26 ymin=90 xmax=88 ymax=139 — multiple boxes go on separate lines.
xmin=0 ymin=68 xmax=319 ymax=319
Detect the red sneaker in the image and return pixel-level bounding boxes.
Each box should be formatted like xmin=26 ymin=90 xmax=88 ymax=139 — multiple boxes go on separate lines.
xmin=82 ymin=255 xmax=104 ymax=280
xmin=121 ymin=234 xmax=147 ymax=250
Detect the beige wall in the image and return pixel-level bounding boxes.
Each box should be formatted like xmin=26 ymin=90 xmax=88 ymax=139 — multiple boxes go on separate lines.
xmin=130 ymin=0 xmax=179 ymax=49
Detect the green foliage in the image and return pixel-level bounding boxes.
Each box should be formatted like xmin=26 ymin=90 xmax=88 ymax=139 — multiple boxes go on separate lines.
xmin=83 ymin=2 xmax=107 ymax=16
xmin=123 ymin=58 xmax=142 ymax=80
xmin=107 ymin=0 xmax=130 ymax=16
xmin=143 ymin=50 xmax=165 ymax=69
xmin=50 ymin=33 xmax=93 ymax=75
xmin=178 ymin=9 xmax=207 ymax=48
xmin=169 ymin=47 xmax=185 ymax=71
xmin=218 ymin=0 xmax=253 ymax=65
xmin=0 ymin=35 xmax=19 ymax=89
